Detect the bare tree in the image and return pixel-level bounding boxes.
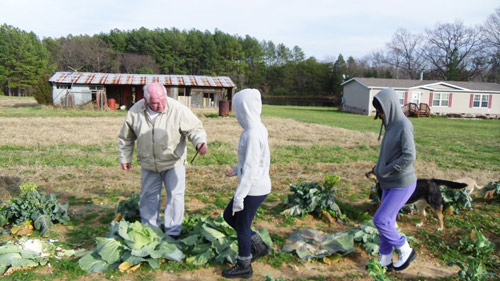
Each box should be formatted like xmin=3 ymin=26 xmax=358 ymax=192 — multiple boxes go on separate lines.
xmin=57 ymin=35 xmax=116 ymax=72
xmin=118 ymin=53 xmax=160 ymax=73
xmin=481 ymin=7 xmax=500 ymax=82
xmin=423 ymin=20 xmax=485 ymax=81
xmin=386 ymin=28 xmax=426 ymax=79
xmin=482 ymin=7 xmax=500 ymax=49
xmin=366 ymin=50 xmax=394 ymax=78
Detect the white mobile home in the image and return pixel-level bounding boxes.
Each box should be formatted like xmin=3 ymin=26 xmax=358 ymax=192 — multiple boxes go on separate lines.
xmin=341 ymin=78 xmax=500 ymax=118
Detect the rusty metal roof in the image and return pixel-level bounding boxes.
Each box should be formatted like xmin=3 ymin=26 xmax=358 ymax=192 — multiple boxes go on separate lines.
xmin=49 ymin=72 xmax=236 ymax=88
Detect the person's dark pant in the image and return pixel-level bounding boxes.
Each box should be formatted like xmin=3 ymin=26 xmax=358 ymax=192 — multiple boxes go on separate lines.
xmin=223 ymin=195 xmax=267 ymax=258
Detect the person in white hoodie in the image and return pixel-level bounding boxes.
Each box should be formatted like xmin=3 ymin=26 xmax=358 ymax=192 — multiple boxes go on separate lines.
xmin=221 ymin=89 xmax=271 ymax=279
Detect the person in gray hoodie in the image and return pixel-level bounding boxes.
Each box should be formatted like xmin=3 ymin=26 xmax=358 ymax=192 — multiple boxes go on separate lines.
xmin=221 ymin=89 xmax=271 ymax=279
xmin=371 ymin=88 xmax=417 ymax=271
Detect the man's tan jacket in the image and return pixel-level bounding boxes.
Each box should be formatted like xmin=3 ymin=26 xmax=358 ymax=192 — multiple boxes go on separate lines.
xmin=119 ymin=97 xmax=206 ymax=172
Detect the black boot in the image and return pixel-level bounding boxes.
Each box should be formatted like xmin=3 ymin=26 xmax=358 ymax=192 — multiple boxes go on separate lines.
xmin=222 ymin=256 xmax=252 ymax=279
xmin=251 ymin=233 xmax=270 ymax=262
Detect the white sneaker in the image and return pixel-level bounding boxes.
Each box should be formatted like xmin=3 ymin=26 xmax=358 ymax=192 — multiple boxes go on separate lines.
xmin=394 ymin=241 xmax=417 ymax=271
xmin=378 ymin=253 xmax=393 ymax=272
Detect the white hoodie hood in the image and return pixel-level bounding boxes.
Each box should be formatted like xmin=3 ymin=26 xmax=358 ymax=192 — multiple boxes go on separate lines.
xmin=233 ymin=88 xmax=262 ymax=129
xmin=231 ymin=89 xmax=271 ymax=212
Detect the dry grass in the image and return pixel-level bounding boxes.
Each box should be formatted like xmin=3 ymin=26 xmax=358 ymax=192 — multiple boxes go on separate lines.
xmin=0 ymin=96 xmax=38 ymax=109
xmin=1 ymin=109 xmax=379 ymax=148
xmin=0 ymin=117 xmax=122 ymax=146
xmin=203 ymin=115 xmax=380 ymax=149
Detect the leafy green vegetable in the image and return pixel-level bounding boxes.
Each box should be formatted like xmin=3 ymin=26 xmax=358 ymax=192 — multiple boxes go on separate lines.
xmin=349 ymin=221 xmax=413 ymax=258
xmin=79 ymin=215 xmax=273 ymax=272
xmin=19 ymin=182 xmax=38 ymax=196
xmin=448 ymin=259 xmax=495 ymax=281
xmin=366 ymin=258 xmax=392 ymax=281
xmin=115 ymin=193 xmax=140 ymax=222
xmin=79 ymin=220 xmax=184 ymax=273
xmin=0 ymin=237 xmax=84 ymax=275
xmin=282 ymin=229 xmax=354 ymax=260
xmin=457 ymin=230 xmax=495 ymax=259
xmin=179 ymin=215 xmax=272 ymax=266
xmin=483 ymin=181 xmax=500 ymax=200
xmin=282 ymin=174 xmax=341 ymax=218
xmin=440 ymin=186 xmax=473 ymax=214
xmin=349 ymin=221 xmax=380 ymax=256
xmin=0 ymin=183 xmax=69 ymax=236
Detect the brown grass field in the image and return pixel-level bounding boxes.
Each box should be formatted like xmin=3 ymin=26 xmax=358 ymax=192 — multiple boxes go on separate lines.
xmin=0 ymin=97 xmax=498 ymax=280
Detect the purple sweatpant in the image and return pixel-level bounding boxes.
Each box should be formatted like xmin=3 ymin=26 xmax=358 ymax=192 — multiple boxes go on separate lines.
xmin=373 ymin=182 xmax=416 ymax=255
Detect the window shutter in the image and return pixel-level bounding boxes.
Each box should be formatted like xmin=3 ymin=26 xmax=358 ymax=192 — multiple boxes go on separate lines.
xmin=488 ymin=94 xmax=493 ymax=108
xmin=449 ymin=93 xmax=452 ymax=107
xmin=429 ymin=92 xmax=433 ymax=105
xmin=469 ymin=94 xmax=474 ymax=108
xmin=404 ymin=92 xmax=408 ymax=105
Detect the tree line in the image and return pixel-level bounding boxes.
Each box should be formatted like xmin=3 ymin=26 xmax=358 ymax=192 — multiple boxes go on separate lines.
xmin=0 ymin=7 xmax=499 ymax=105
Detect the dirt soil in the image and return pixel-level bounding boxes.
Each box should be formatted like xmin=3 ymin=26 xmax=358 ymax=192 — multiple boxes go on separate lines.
xmin=0 ymin=100 xmax=496 ymax=280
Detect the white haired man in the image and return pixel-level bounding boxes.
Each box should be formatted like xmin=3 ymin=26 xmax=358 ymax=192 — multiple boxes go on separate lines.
xmin=119 ymin=82 xmax=208 ymax=238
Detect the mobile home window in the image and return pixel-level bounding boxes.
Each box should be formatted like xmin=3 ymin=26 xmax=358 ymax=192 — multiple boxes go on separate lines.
xmin=432 ymin=93 xmax=449 ymax=107
xmin=397 ymin=91 xmax=405 ymax=105
xmin=473 ymin=94 xmax=489 ymax=108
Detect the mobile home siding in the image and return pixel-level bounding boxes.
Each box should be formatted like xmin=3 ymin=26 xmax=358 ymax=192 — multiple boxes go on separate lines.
xmin=342 ymin=82 xmax=371 ymax=115
xmin=342 ymin=78 xmax=500 ymax=118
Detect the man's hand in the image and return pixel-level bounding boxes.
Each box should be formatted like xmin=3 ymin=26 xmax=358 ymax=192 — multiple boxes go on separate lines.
xmin=197 ymin=142 xmax=208 ymax=155
xmin=121 ymin=163 xmax=132 ymax=171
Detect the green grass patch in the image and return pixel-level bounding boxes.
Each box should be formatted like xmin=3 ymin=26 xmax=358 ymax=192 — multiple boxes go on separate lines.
xmin=445 ymin=200 xmax=500 ymax=236
xmin=0 ymin=97 xmax=126 ymax=118
xmin=0 ymin=143 xmax=119 ymax=168
xmin=278 ymin=214 xmax=296 ymax=227
xmin=267 ymin=250 xmax=302 ymax=268
xmin=262 ymin=105 xmax=377 ymax=132
xmin=65 ymin=224 xmax=109 ymax=249
xmin=187 ymin=140 xmax=236 ymax=166
xmin=213 ymin=197 xmax=228 ymax=209
xmin=0 ymin=270 xmax=47 ymax=281
xmin=336 ymin=201 xmax=372 ymax=223
xmin=272 ymin=144 xmax=379 ymax=165
xmin=263 ymin=105 xmax=500 ymax=171
xmin=49 ymin=257 xmax=88 ymax=280
xmin=98 ymin=209 xmax=117 ymax=224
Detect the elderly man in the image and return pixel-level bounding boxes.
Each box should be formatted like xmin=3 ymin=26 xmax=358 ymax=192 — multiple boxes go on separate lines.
xmin=118 ymin=82 xmax=208 ymax=238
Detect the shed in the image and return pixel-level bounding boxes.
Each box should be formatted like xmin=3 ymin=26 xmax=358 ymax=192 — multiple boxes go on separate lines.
xmin=48 ymin=72 xmax=236 ymax=110
xmin=341 ymin=77 xmax=500 ymax=118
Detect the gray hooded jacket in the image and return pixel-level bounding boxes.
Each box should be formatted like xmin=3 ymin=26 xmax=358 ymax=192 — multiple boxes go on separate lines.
xmin=373 ymin=88 xmax=417 ymax=189
xmin=231 ymin=89 xmax=272 ymax=212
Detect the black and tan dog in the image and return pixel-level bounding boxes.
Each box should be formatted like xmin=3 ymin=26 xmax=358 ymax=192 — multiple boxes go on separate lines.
xmin=366 ymin=171 xmax=467 ymax=231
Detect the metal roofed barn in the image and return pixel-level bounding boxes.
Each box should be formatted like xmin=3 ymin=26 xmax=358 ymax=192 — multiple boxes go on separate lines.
xmin=49 ymin=72 xmax=236 ymax=110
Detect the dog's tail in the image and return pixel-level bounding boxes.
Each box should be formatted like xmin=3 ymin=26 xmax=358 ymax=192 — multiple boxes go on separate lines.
xmin=432 ymin=179 xmax=468 ymax=189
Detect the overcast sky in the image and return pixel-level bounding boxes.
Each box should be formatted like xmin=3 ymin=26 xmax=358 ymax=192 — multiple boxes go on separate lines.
xmin=1 ymin=0 xmax=498 ymax=61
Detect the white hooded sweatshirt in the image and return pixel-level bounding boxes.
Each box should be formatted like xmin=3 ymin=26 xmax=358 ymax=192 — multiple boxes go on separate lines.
xmin=231 ymin=89 xmax=272 ymax=212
